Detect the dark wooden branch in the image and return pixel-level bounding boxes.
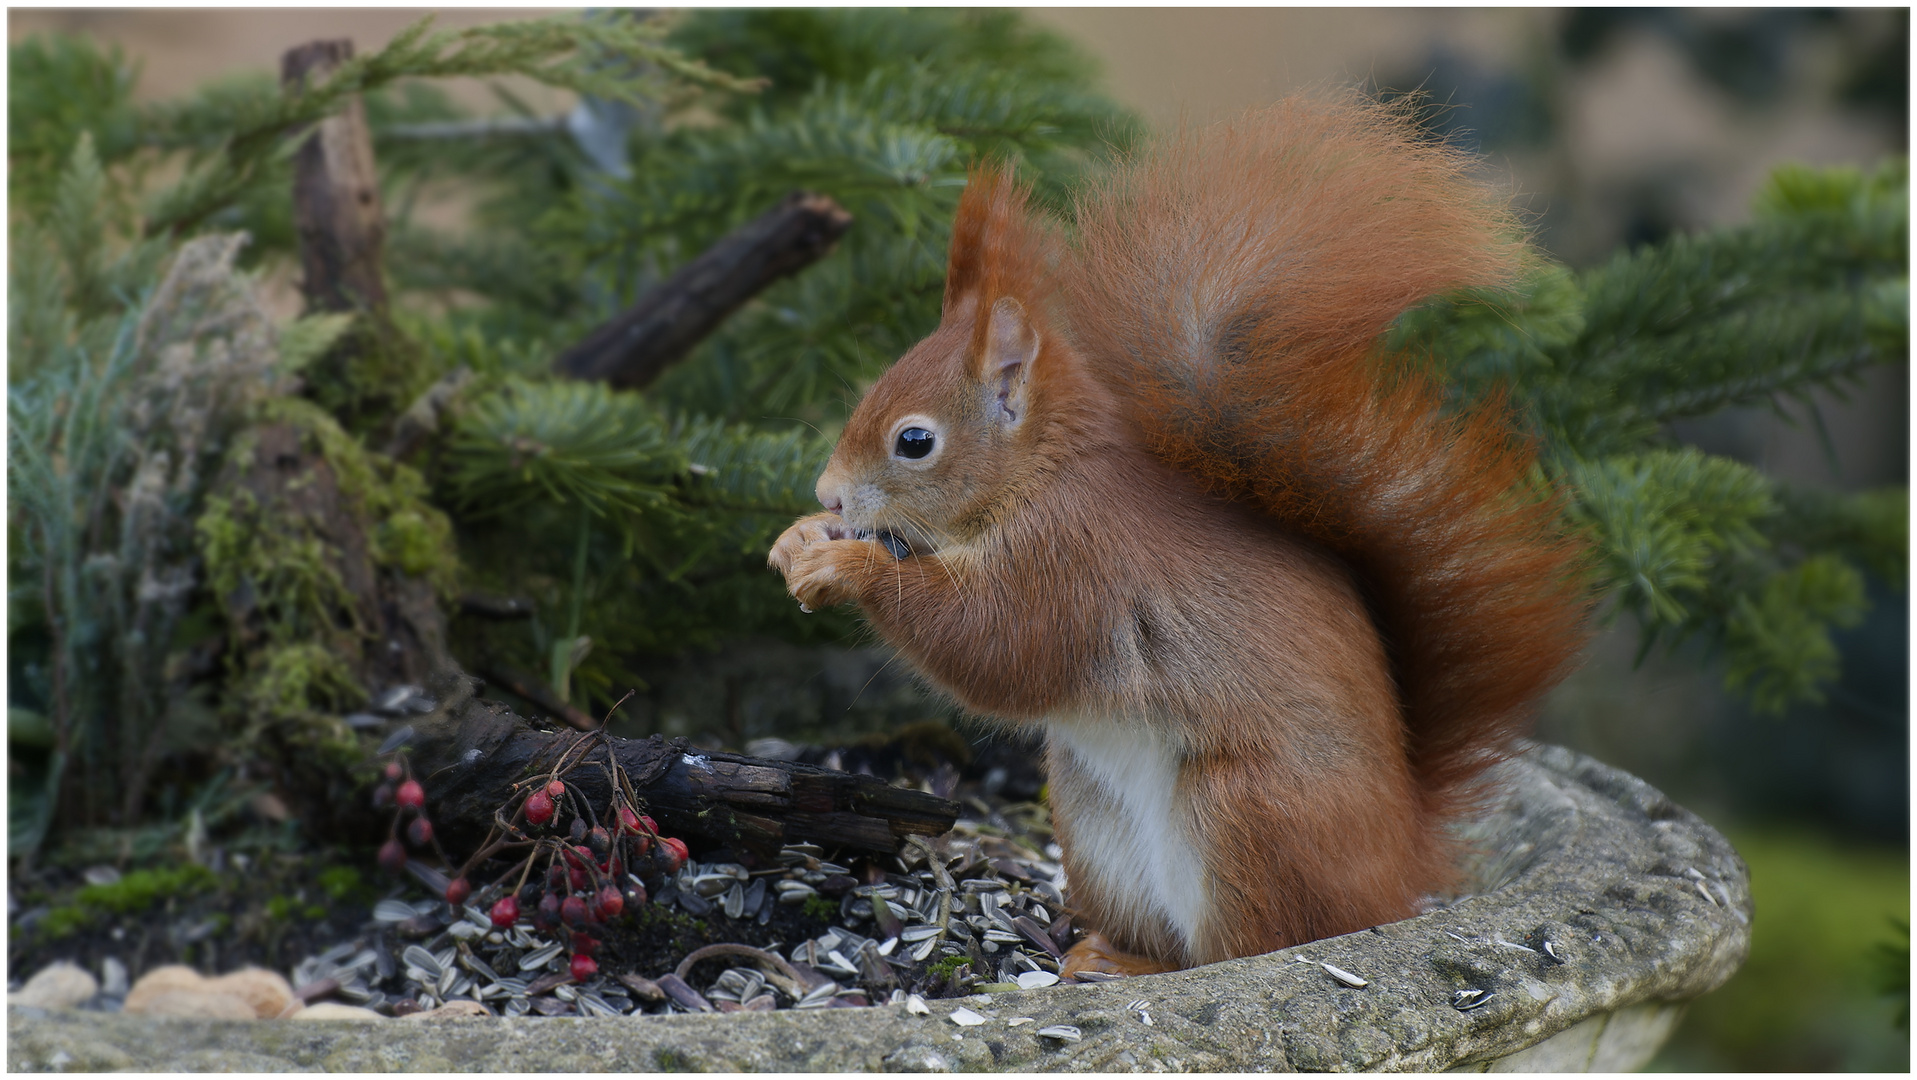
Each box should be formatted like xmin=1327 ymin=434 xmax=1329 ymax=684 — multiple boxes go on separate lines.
xmin=477 ymin=662 xmax=599 ymax=733
xmin=553 ymin=191 xmax=853 ymax=389
xmin=282 ymin=39 xmax=390 ymax=317
xmin=406 ymin=678 xmax=959 ymax=858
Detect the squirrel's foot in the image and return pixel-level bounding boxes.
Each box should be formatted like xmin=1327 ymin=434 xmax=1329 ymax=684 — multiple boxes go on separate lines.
xmin=1060 ymin=931 xmax=1180 ymax=979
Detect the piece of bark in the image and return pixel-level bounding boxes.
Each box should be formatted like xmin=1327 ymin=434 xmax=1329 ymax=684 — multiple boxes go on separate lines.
xmin=552 ymin=191 xmax=853 ymax=389
xmin=283 ymin=40 xmax=389 ymax=317
xmin=404 ymin=676 xmax=958 ymax=857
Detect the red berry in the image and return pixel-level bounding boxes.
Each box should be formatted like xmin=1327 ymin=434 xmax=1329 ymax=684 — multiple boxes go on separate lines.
xmin=569 ymin=953 xmax=597 ymax=982
xmin=616 ymin=805 xmax=642 ymax=834
xmin=489 ymin=895 xmax=519 ymax=928
xmin=659 ymin=836 xmax=688 ymax=874
xmin=525 ymin=790 xmax=554 ymax=825
xmin=546 ymin=780 xmax=566 ymax=799
xmin=547 ymin=864 xmax=567 ymax=891
xmin=570 ymin=866 xmax=589 ymax=891
xmin=606 ymin=854 xmax=624 ymax=880
xmin=571 ymin=932 xmax=598 ymax=956
xmin=586 ymin=825 xmax=612 ymax=860
xmin=372 ymin=782 xmax=394 ymax=809
xmin=538 ymin=891 xmax=562 ymax=926
xmin=384 ymin=760 xmax=403 ymax=781
xmin=622 ymin=883 xmax=648 ymax=911
xmin=630 ymin=833 xmax=653 ymax=858
xmin=407 ymin=816 xmax=434 ymax=846
xmin=596 ymin=884 xmax=624 ymax=919
xmin=377 ymin=838 xmax=407 ymax=875
xmin=396 ymin=779 xmax=425 ymax=810
xmin=561 ymin=895 xmax=589 ymax=927
xmin=639 ymin=814 xmax=657 ymax=834
xmin=445 ymin=877 xmax=471 ymax=907
xmin=569 ymin=817 xmax=588 ymax=844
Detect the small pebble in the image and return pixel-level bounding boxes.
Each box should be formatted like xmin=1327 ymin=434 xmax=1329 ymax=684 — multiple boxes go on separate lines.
xmin=9 ymin=962 xmax=98 ymax=1010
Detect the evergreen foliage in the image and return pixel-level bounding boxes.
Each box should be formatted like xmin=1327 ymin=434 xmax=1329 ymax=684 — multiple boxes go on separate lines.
xmin=1391 ymin=158 xmax=1908 ymax=712
xmin=5 ymin=9 xmax=1905 ymax=855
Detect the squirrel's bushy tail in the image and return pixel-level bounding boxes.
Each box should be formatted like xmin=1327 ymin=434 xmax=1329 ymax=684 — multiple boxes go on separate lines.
xmin=1068 ymin=95 xmax=1590 ymax=826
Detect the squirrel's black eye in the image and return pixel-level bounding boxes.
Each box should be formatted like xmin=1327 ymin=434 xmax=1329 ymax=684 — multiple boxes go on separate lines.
xmin=895 ymin=427 xmax=936 ymax=460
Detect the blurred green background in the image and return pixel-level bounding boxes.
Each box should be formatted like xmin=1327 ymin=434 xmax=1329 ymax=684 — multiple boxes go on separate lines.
xmin=8 ymin=8 xmax=1905 ymax=1069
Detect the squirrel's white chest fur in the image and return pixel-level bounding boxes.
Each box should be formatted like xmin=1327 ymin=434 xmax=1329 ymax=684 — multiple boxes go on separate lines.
xmin=1045 ymin=716 xmax=1209 ymax=956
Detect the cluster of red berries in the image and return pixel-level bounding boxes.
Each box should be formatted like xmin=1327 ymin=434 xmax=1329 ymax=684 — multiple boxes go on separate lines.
xmin=374 ymin=749 xmax=692 ymax=987
xmin=372 ymin=758 xmax=438 ymax=875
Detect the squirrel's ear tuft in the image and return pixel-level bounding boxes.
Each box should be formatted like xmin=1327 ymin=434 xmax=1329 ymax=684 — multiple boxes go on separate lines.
xmin=944 ymin=165 xmax=1051 ymax=320
xmin=981 ymin=297 xmax=1040 ymax=426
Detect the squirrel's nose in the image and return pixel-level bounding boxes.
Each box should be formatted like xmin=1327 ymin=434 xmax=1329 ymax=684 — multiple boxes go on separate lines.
xmin=821 ymin=496 xmax=843 ymax=515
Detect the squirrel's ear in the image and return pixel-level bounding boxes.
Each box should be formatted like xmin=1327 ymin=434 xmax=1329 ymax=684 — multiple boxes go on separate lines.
xmin=981 ymin=296 xmax=1041 ymax=427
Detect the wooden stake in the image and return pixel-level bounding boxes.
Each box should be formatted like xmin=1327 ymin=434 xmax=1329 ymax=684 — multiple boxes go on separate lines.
xmin=282 ymin=39 xmax=389 ymax=316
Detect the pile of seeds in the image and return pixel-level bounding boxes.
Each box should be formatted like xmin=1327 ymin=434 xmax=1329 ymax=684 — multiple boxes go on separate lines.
xmin=284 ymin=796 xmax=1115 ymax=1018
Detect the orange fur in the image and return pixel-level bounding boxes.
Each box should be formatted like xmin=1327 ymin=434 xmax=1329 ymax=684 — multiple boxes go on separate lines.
xmin=769 ymin=95 xmax=1591 ymax=972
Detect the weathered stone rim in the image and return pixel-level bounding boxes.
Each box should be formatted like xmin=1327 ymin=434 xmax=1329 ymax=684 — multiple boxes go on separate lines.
xmin=7 ymin=744 xmax=1752 ymax=1071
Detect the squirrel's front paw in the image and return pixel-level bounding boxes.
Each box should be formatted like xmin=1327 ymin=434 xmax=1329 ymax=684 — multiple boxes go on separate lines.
xmin=783 ymin=539 xmax=871 ymax=611
xmin=769 ymin=513 xmax=843 ymax=578
xmin=770 ymin=514 xmax=868 ymax=611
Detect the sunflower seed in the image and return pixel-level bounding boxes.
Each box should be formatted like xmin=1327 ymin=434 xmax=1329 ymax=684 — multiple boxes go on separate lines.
xmin=579 ymin=993 xmax=622 ymax=1017
xmin=437 ymin=967 xmax=460 ymax=996
xmin=797 ymin=981 xmax=839 ymax=1008
xmin=692 ymin=874 xmax=736 ymax=897
xmin=1321 ymin=962 xmax=1368 ymax=989
xmin=1542 ymin=940 xmax=1563 ymax=962
xmin=492 ymin=977 xmax=529 ymax=998
xmin=911 ymin=938 xmax=940 ymax=963
xmin=949 ymin=1007 xmax=988 ymax=1026
xmin=1015 ymin=970 xmax=1059 ymax=990
xmin=503 ymin=997 xmax=531 ymax=1017
xmin=402 ymin=946 xmax=442 ymax=979
xmin=460 ymin=953 xmax=498 ymax=982
xmin=878 ymin=937 xmax=899 ymax=957
xmin=447 ymin=921 xmax=482 ymax=940
xmin=553 ymin=984 xmax=577 ymax=1002
xmin=901 ymin=925 xmax=943 ymax=943
xmin=1070 ymin=971 xmax=1124 ymax=983
xmin=723 ymin=883 xmax=746 ymax=919
xmin=1453 ymin=988 xmax=1492 ymax=1010
xmin=905 ymin=993 xmax=931 ymax=1015
xmin=516 ymin=942 xmax=563 ymax=972
xmin=375 ymin=899 xmax=421 ymax=923
xmin=1036 ymin=1025 xmax=1081 ymax=1041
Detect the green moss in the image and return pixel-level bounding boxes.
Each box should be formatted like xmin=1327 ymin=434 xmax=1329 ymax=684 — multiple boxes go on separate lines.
xmin=34 ymin=864 xmax=218 ymax=941
xmin=318 ymin=866 xmax=365 ymax=902
xmin=244 ymin=643 xmax=364 ymax=718
xmin=80 ymin=865 xmax=216 ymax=913
xmin=195 ymin=396 xmax=462 ymax=739
xmin=802 ymin=894 xmax=838 ymax=921
xmin=927 ymin=955 xmax=968 ymax=978
xmin=257 ymin=397 xmax=457 ymax=600
xmin=265 ymin=895 xmax=295 ymax=920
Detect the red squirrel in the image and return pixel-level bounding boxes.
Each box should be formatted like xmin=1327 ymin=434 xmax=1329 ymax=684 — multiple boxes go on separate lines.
xmin=769 ymin=96 xmax=1589 ymax=977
